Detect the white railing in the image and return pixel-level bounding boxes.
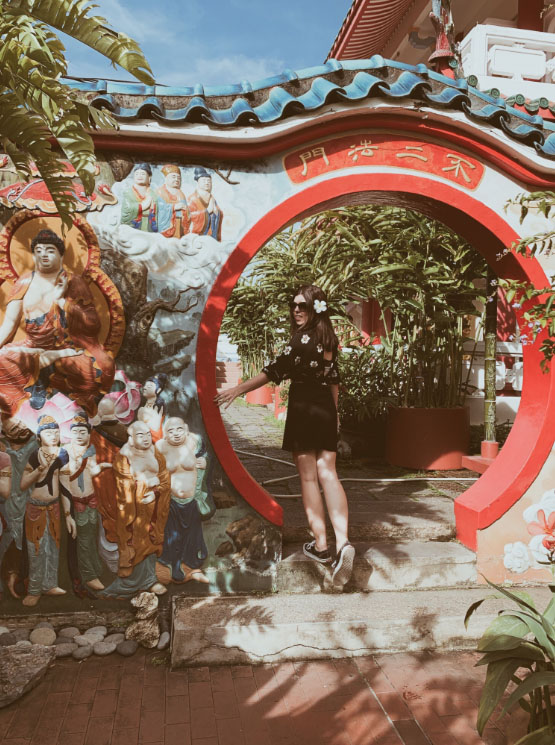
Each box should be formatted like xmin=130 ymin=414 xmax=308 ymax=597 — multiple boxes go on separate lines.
xmin=460 ymin=24 xmax=555 ymax=100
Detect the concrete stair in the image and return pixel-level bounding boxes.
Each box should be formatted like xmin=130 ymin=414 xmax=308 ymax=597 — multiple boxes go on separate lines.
xmin=171 ymin=586 xmax=554 ymax=667
xmin=277 ymin=540 xmax=477 ymax=593
xmin=281 ymin=497 xmax=456 ymax=543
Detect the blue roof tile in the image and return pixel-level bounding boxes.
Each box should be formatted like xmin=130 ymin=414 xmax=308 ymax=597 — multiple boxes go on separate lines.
xmin=64 ymin=58 xmax=555 ymax=160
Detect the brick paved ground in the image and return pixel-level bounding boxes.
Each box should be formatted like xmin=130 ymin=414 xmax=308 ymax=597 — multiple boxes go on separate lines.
xmin=0 ymin=649 xmax=526 ymax=745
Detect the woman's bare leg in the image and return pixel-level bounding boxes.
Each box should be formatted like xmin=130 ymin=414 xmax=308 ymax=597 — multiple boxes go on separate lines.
xmin=316 ymin=449 xmax=349 ymax=549
xmin=294 ymin=450 xmax=328 ymax=550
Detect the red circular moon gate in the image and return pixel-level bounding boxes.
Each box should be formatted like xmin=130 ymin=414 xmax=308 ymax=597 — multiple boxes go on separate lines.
xmin=197 ymin=172 xmax=555 ymax=552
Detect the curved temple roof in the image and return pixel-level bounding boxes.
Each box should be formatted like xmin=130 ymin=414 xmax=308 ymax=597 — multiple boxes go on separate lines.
xmin=67 ymin=57 xmax=555 ymax=160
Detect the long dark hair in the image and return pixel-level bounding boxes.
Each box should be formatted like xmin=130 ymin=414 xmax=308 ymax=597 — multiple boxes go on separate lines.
xmin=289 ymin=284 xmax=338 ymax=352
xmin=142 ymin=373 xmax=167 ymax=414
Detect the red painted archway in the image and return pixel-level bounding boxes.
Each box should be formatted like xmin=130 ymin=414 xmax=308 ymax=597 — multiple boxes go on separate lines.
xmin=197 ymin=172 xmax=555 ymax=551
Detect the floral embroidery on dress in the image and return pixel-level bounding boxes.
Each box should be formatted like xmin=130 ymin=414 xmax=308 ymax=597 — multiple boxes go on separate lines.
xmin=284 ymin=346 xmax=292 ymax=355
xmin=294 ymin=356 xmax=301 ymax=365
xmin=301 ymin=334 xmax=310 ymax=344
xmin=316 ymin=344 xmax=323 ymax=353
xmin=310 ymin=360 xmax=318 ymax=368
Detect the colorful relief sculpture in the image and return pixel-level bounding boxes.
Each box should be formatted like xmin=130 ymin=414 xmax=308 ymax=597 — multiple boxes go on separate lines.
xmin=0 ymin=417 xmax=38 ymax=600
xmin=120 ymin=163 xmax=160 ymax=232
xmin=0 ymin=159 xmax=116 ymax=213
xmin=0 ymin=229 xmax=115 ymax=418
xmin=20 ymin=415 xmax=70 ymax=607
xmin=157 ymin=165 xmax=191 ymax=238
xmin=137 ymin=374 xmax=167 ymax=442
xmin=155 ymin=417 xmax=209 ymax=585
xmin=101 ymin=421 xmax=170 ymax=598
xmin=59 ymin=414 xmax=111 ymax=592
xmin=188 ymin=168 xmax=224 ymax=241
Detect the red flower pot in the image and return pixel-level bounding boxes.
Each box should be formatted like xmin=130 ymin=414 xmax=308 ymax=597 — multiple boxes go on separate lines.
xmin=274 ymin=386 xmax=287 ymax=418
xmin=245 ymin=385 xmax=273 ymax=405
xmin=385 ymin=407 xmax=470 ymax=470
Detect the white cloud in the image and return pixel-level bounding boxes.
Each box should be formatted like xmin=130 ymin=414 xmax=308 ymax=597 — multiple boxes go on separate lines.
xmin=91 ymin=0 xmax=183 ymax=45
xmin=159 ymin=53 xmax=286 ymax=88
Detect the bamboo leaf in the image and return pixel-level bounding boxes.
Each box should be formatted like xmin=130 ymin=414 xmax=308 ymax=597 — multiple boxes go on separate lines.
xmin=501 ymin=672 xmax=555 ymax=717
xmin=477 ymin=658 xmax=526 ymax=734
xmin=514 ymin=726 xmax=555 ymax=745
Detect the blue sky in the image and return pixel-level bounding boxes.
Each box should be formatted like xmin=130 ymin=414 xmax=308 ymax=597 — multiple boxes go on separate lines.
xmin=63 ymin=0 xmax=352 ymax=87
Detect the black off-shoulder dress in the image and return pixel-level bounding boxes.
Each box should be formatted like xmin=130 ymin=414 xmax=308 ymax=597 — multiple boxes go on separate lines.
xmin=262 ymin=330 xmax=340 ymax=453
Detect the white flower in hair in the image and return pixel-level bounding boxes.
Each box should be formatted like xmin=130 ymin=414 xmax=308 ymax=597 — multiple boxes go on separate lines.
xmin=284 ymin=346 xmax=292 ymax=355
xmin=310 ymin=360 xmax=318 ymax=368
xmin=301 ymin=335 xmax=310 ymax=344
xmin=314 ymin=300 xmax=327 ymax=314
xmin=316 ymin=344 xmax=323 ymax=353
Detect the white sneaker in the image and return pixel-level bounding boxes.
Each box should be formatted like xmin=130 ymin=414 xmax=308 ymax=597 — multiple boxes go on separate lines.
xmin=332 ymin=543 xmax=355 ymax=587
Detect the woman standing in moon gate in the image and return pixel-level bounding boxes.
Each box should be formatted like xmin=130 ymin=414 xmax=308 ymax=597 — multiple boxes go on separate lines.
xmin=215 ymin=284 xmax=355 ymax=587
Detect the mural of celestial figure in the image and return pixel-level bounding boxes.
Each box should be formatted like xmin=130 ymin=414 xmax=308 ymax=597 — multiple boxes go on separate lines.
xmin=0 ymin=416 xmax=37 ymax=599
xmin=0 ymin=229 xmax=115 ymax=418
xmin=188 ymin=167 xmax=224 ymax=241
xmin=101 ymin=421 xmax=170 ymax=598
xmin=155 ymin=417 xmax=209 ymax=584
xmin=137 ymin=374 xmax=167 ymax=442
xmin=59 ymin=414 xmax=112 ymax=591
xmin=121 ymin=163 xmax=159 ymax=232
xmin=156 ymin=165 xmax=191 ymax=238
xmin=20 ymin=415 xmax=72 ymax=607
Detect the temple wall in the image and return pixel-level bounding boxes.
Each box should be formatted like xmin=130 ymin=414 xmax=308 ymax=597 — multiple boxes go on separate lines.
xmin=1 ymin=119 xmax=555 ymax=615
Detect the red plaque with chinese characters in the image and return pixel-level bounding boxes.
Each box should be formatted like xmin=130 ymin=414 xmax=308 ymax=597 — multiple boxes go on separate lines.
xmin=283 ymin=134 xmax=484 ymax=190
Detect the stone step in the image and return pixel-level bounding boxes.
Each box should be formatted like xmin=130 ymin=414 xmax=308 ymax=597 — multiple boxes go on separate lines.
xmin=278 ymin=540 xmax=476 ymax=593
xmin=171 ymin=586 xmax=553 ymax=667
xmin=280 ymin=498 xmax=456 ymax=543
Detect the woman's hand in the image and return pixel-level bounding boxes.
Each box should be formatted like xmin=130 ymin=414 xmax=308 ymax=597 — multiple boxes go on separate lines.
xmin=214 ymin=386 xmax=240 ymax=409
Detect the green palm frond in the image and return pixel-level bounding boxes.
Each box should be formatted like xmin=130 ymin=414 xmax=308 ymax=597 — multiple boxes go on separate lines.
xmin=0 ymin=0 xmax=153 ymax=226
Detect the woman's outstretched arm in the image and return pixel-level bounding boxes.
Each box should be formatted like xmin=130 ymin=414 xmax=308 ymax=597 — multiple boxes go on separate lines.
xmin=214 ymin=372 xmax=270 ymax=409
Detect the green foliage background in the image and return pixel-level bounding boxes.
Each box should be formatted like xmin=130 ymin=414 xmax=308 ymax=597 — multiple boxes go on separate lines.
xmin=222 ymin=205 xmax=488 ymax=409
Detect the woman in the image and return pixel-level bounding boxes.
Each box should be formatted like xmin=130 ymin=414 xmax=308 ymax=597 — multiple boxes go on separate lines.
xmin=137 ymin=373 xmax=167 ymax=442
xmin=215 ymin=285 xmax=355 ymax=587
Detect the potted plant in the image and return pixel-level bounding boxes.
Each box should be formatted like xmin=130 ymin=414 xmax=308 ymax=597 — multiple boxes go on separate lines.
xmin=465 ymin=580 xmax=555 ymax=744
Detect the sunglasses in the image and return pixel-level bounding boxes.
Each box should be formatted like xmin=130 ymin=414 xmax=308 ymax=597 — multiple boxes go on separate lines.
xmin=290 ymin=301 xmax=308 ymax=311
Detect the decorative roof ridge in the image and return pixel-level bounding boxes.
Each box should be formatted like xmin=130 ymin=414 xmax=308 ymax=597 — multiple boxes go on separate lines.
xmin=479 ymin=87 xmax=555 ymax=117
xmin=66 ymin=58 xmax=555 ymax=160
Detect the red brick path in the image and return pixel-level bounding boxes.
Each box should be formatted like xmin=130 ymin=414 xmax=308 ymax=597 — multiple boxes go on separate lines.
xmin=0 ymin=650 xmax=527 ymax=745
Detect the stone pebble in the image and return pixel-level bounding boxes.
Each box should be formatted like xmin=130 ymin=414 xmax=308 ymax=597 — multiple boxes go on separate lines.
xmin=0 ymin=633 xmax=17 ymax=647
xmin=87 ymin=626 xmax=107 ymax=638
xmin=55 ymin=643 xmax=77 ymax=658
xmin=74 ymin=634 xmax=103 ymax=647
xmin=93 ymin=641 xmax=116 ymax=656
xmin=72 ymin=646 xmax=92 ymax=660
xmin=15 ymin=640 xmax=32 ymax=648
xmin=54 ymin=637 xmax=71 ymax=646
xmin=0 ymin=626 xmax=9 ymax=636
xmin=58 ymin=627 xmax=80 ymax=639
xmin=29 ymin=628 xmax=56 ymax=646
xmin=116 ymin=640 xmax=138 ymax=657
xmin=11 ymin=629 xmax=30 ymax=642
xmin=34 ymin=622 xmax=54 ymax=631
xmin=104 ymin=633 xmax=125 ymax=645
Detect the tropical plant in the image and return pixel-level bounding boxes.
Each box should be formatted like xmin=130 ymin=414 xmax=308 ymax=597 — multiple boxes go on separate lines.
xmin=220 ymin=283 xmax=283 ymax=381
xmin=337 ymin=344 xmax=401 ymax=425
xmin=223 ymin=205 xmax=488 ymax=407
xmin=501 ymin=191 xmax=555 ymax=370
xmin=0 ymin=0 xmax=154 ymax=226
xmin=465 ymin=581 xmax=555 ymax=744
